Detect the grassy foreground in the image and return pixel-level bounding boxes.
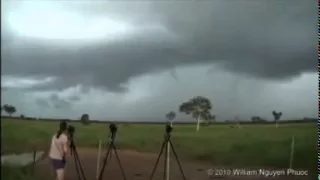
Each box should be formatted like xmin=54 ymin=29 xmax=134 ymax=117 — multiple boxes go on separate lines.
xmin=1 ymin=118 xmax=316 ymax=172
xmin=1 ymin=164 xmax=34 ymax=180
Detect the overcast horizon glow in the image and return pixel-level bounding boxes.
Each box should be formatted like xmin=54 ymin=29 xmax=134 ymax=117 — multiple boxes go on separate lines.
xmin=6 ymin=1 xmax=135 ymax=41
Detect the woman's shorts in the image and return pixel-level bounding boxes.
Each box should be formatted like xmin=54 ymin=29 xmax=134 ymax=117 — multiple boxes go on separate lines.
xmin=50 ymin=158 xmax=66 ymax=170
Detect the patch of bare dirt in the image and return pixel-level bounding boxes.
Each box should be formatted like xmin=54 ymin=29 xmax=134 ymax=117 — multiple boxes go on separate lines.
xmin=35 ymin=148 xmax=312 ymax=180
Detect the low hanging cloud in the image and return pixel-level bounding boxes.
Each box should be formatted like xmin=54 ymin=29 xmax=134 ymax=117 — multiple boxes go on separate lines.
xmin=1 ymin=0 xmax=316 ymax=93
xmin=1 ymin=0 xmax=316 ymax=121
xmin=35 ymin=98 xmax=51 ymax=109
xmin=35 ymin=91 xmax=82 ymax=109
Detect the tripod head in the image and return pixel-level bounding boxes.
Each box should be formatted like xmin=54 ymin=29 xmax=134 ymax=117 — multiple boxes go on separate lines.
xmin=165 ymin=124 xmax=172 ymax=133
xmin=68 ymin=125 xmax=75 ymax=141
xmin=165 ymin=124 xmax=172 ymax=138
xmin=67 ymin=125 xmax=76 ymax=155
xmin=109 ymin=124 xmax=117 ymax=142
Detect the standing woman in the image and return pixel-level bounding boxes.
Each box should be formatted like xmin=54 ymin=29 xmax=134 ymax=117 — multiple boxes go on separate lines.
xmin=49 ymin=121 xmax=70 ymax=180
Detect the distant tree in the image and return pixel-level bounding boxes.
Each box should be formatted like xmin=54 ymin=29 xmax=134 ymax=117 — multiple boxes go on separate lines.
xmin=272 ymin=111 xmax=282 ymax=128
xmin=165 ymin=111 xmax=176 ymax=127
xmin=80 ymin=114 xmax=90 ymax=125
xmin=3 ymin=104 xmax=9 ymax=115
xmin=20 ymin=114 xmax=25 ymax=119
xmin=3 ymin=104 xmax=16 ymax=116
xmin=179 ymin=96 xmax=212 ymax=132
xmin=201 ymin=113 xmax=216 ymax=126
xmin=9 ymin=106 xmax=16 ymax=116
xmin=251 ymin=116 xmax=267 ymax=123
xmin=251 ymin=116 xmax=260 ymax=122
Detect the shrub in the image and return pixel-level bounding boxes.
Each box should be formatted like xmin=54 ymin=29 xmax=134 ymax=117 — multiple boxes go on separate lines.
xmin=80 ymin=114 xmax=90 ymax=125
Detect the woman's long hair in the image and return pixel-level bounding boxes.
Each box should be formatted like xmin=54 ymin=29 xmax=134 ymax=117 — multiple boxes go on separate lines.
xmin=56 ymin=121 xmax=68 ymax=138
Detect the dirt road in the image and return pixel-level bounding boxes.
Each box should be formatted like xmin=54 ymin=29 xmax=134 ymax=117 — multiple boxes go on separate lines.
xmin=35 ymin=148 xmax=312 ymax=180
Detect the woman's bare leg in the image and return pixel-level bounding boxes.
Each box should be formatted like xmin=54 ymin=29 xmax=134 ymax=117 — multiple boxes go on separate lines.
xmin=56 ymin=169 xmax=65 ymax=180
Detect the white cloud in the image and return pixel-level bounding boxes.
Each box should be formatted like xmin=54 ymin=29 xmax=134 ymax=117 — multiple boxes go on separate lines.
xmin=2 ymin=76 xmax=55 ymax=88
xmin=6 ymin=1 xmax=136 ymax=42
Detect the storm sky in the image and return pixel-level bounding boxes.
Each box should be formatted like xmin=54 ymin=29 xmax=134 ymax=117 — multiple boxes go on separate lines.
xmin=1 ymin=0 xmax=317 ymax=121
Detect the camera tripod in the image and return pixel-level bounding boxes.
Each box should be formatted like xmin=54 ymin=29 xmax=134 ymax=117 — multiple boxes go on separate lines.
xmin=69 ymin=134 xmax=87 ymax=180
xmin=149 ymin=125 xmax=187 ymax=180
xmin=98 ymin=124 xmax=127 ymax=180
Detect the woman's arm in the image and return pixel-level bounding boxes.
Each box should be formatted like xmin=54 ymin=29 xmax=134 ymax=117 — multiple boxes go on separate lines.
xmin=62 ymin=134 xmax=70 ymax=155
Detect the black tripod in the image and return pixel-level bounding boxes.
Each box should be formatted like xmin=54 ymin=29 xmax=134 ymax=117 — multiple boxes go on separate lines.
xmin=98 ymin=124 xmax=127 ymax=180
xmin=69 ymin=130 xmax=87 ymax=180
xmin=149 ymin=125 xmax=187 ymax=180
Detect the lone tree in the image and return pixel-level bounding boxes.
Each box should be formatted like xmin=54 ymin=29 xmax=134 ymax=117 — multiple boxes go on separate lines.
xmin=251 ymin=116 xmax=267 ymax=123
xmin=3 ymin=104 xmax=16 ymax=116
xmin=201 ymin=112 xmax=215 ymax=126
xmin=272 ymin=111 xmax=282 ymax=128
xmin=179 ymin=96 xmax=212 ymax=132
xmin=165 ymin=111 xmax=176 ymax=127
xmin=3 ymin=104 xmax=9 ymax=115
xmin=80 ymin=114 xmax=90 ymax=125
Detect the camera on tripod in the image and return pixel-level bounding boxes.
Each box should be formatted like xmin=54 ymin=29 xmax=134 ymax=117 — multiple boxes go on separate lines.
xmin=65 ymin=124 xmax=87 ymax=180
xmin=166 ymin=124 xmax=172 ymax=133
xmin=109 ymin=124 xmax=117 ymax=142
xmin=109 ymin=124 xmax=117 ymax=133
xmin=68 ymin=125 xmax=75 ymax=138
xmin=99 ymin=123 xmax=126 ymax=180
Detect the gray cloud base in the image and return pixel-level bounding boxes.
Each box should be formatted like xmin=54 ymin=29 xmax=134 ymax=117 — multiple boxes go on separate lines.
xmin=2 ymin=0 xmax=316 ymax=92
xmin=1 ymin=0 xmax=317 ymax=120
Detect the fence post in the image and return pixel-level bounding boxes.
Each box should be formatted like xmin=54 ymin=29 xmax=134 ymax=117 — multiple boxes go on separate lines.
xmin=96 ymin=140 xmax=102 ymax=180
xmin=33 ymin=148 xmax=37 ymax=175
xmin=289 ymin=136 xmax=295 ymax=169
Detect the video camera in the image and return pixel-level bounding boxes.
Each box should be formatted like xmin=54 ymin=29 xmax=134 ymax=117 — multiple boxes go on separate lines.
xmin=109 ymin=124 xmax=117 ymax=142
xmin=165 ymin=124 xmax=172 ymax=133
xmin=109 ymin=124 xmax=117 ymax=133
xmin=68 ymin=125 xmax=75 ymax=137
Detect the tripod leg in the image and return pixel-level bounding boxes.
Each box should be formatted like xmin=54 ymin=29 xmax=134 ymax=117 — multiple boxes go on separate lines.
xmin=168 ymin=139 xmax=187 ymax=180
xmin=73 ymin=147 xmax=87 ymax=180
xmin=149 ymin=140 xmax=166 ymax=180
xmin=72 ymin=146 xmax=82 ymax=180
xmin=109 ymin=142 xmax=113 ymax=161
xmin=112 ymin=144 xmax=127 ymax=180
xmin=98 ymin=145 xmax=112 ymax=180
xmin=163 ymin=140 xmax=168 ymax=180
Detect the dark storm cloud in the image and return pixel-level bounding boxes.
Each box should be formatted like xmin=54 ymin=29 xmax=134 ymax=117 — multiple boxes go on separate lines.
xmin=35 ymin=98 xmax=50 ymax=108
xmin=35 ymin=93 xmax=81 ymax=109
xmin=2 ymin=0 xmax=316 ymax=92
xmin=49 ymin=93 xmax=69 ymax=109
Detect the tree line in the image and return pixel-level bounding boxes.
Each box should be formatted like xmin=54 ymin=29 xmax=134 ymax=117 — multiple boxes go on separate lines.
xmin=1 ymin=97 xmax=284 ymax=130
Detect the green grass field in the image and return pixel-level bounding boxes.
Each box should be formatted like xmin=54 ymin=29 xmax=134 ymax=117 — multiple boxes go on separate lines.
xmin=1 ymin=118 xmax=316 ymax=173
xmin=1 ymin=164 xmax=34 ymax=180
